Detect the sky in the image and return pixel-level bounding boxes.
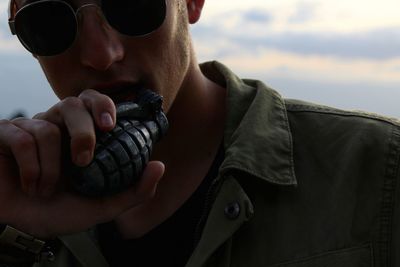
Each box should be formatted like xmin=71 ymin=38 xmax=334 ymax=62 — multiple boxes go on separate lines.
xmin=0 ymin=0 xmax=400 ymax=118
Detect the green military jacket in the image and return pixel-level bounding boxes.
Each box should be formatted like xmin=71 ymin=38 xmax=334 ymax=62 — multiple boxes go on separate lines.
xmin=32 ymin=61 xmax=400 ymax=266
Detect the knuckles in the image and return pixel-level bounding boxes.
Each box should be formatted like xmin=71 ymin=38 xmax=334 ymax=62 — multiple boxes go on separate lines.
xmin=33 ymin=120 xmax=61 ymax=141
xmin=11 ymin=130 xmax=35 ymax=152
xmin=79 ymin=90 xmax=116 ymax=111
xmin=0 ymin=119 xmax=12 ymax=128
xmin=60 ymin=96 xmax=85 ymax=109
xmin=11 ymin=132 xmax=41 ymax=180
xmin=12 ymin=118 xmax=62 ymax=143
xmin=78 ymin=88 xmax=98 ymax=98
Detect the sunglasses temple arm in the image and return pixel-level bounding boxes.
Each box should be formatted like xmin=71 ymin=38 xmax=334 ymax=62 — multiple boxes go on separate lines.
xmin=8 ymin=21 xmax=16 ymax=35
xmin=8 ymin=0 xmax=16 ymax=35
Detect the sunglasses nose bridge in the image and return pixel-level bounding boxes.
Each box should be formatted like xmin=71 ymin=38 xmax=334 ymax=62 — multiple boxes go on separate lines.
xmin=75 ymin=3 xmax=104 ymax=23
xmin=76 ymin=3 xmax=98 ymax=15
xmin=75 ymin=3 xmax=114 ymax=35
xmin=75 ymin=4 xmax=125 ymax=71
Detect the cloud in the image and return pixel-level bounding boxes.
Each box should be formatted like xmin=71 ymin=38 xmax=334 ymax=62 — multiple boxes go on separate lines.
xmin=215 ymin=48 xmax=400 ymax=82
xmin=288 ymin=2 xmax=318 ymax=24
xmin=193 ymin=19 xmax=400 ymax=60
xmin=267 ymin=76 xmax=400 ymax=117
xmin=237 ymin=28 xmax=400 ymax=60
xmin=194 ymin=5 xmax=400 ymax=60
xmin=196 ymin=8 xmax=274 ymax=38
xmin=243 ymin=9 xmax=273 ymax=24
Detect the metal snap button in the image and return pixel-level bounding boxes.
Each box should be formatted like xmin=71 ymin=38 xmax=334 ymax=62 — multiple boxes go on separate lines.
xmin=224 ymin=202 xmax=240 ymax=220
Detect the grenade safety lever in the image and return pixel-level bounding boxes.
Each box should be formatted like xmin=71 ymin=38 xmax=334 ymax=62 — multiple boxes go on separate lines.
xmin=71 ymin=89 xmax=168 ymax=197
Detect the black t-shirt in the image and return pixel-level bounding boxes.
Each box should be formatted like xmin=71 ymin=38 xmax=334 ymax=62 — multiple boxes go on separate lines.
xmin=98 ymin=147 xmax=224 ymax=267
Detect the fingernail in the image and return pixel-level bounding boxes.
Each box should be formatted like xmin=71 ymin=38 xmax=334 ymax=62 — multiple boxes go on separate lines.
xmin=76 ymin=150 xmax=92 ymax=166
xmin=101 ymin=112 xmax=113 ymax=128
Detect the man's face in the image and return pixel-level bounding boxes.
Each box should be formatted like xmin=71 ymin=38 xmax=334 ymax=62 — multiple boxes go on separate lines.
xmin=14 ymin=0 xmax=192 ymax=112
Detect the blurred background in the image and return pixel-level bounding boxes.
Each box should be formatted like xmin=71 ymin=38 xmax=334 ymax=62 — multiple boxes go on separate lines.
xmin=0 ymin=0 xmax=399 ymax=118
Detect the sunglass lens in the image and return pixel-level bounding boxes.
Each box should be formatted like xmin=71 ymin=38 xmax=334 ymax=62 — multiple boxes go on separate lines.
xmin=102 ymin=0 xmax=166 ymax=36
xmin=15 ymin=1 xmax=77 ymax=56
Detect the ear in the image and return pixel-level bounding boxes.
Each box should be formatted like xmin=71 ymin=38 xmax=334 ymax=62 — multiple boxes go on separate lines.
xmin=186 ymin=0 xmax=205 ymax=24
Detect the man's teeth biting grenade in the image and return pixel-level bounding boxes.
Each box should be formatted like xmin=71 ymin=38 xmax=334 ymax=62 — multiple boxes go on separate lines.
xmin=71 ymin=89 xmax=168 ymax=197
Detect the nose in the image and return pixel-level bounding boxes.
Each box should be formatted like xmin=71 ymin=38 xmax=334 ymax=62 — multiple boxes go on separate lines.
xmin=76 ymin=5 xmax=124 ymax=71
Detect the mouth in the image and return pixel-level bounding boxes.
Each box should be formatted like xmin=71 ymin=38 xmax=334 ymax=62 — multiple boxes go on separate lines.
xmin=92 ymin=82 xmax=145 ymax=104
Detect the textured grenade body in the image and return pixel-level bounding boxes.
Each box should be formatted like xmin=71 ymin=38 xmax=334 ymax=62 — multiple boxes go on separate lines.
xmin=71 ymin=89 xmax=168 ymax=197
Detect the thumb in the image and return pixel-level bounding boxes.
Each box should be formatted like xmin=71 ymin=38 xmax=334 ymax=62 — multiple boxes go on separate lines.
xmin=133 ymin=161 xmax=165 ymax=200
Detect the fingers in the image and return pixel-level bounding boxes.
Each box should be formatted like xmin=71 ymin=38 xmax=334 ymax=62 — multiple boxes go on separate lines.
xmin=96 ymin=161 xmax=165 ymax=220
xmin=79 ymin=89 xmax=116 ymax=132
xmin=87 ymin=161 xmax=165 ymax=222
xmin=0 ymin=90 xmax=116 ymax=198
xmin=12 ymin=118 xmax=61 ymax=197
xmin=59 ymin=97 xmax=96 ymax=166
xmin=75 ymin=161 xmax=166 ymax=222
xmin=0 ymin=119 xmax=60 ymax=197
xmin=35 ymin=98 xmax=94 ymax=166
xmin=0 ymin=120 xmax=40 ymax=195
xmin=36 ymin=90 xmax=115 ymax=166
xmin=13 ymin=161 xmax=165 ymax=238
xmin=132 ymin=161 xmax=165 ymax=202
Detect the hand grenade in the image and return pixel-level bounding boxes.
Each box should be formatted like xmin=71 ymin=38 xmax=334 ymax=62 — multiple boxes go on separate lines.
xmin=71 ymin=89 xmax=168 ymax=197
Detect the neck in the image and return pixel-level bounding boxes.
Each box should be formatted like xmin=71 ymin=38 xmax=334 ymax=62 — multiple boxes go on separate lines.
xmin=115 ymin=59 xmax=226 ymax=238
xmin=159 ymin=61 xmax=224 ymax=154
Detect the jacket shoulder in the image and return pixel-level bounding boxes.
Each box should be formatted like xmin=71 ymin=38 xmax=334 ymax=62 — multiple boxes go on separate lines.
xmin=284 ymin=98 xmax=400 ymax=127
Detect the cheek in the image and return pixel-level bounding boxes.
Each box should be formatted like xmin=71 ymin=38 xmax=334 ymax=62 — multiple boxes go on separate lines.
xmin=145 ymin=4 xmax=191 ymax=112
xmin=37 ymin=56 xmax=81 ymax=99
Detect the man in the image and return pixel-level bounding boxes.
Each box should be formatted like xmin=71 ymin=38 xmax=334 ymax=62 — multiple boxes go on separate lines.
xmin=0 ymin=0 xmax=399 ymax=266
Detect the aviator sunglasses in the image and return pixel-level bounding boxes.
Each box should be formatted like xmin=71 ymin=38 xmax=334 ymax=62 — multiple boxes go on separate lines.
xmin=8 ymin=0 xmax=167 ymax=56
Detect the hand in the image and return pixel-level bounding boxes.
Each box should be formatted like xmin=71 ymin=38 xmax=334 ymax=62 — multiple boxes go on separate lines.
xmin=0 ymin=89 xmax=164 ymax=238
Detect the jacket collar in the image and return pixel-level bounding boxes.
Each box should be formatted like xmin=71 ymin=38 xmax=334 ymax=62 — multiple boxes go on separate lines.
xmin=201 ymin=61 xmax=297 ymax=186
